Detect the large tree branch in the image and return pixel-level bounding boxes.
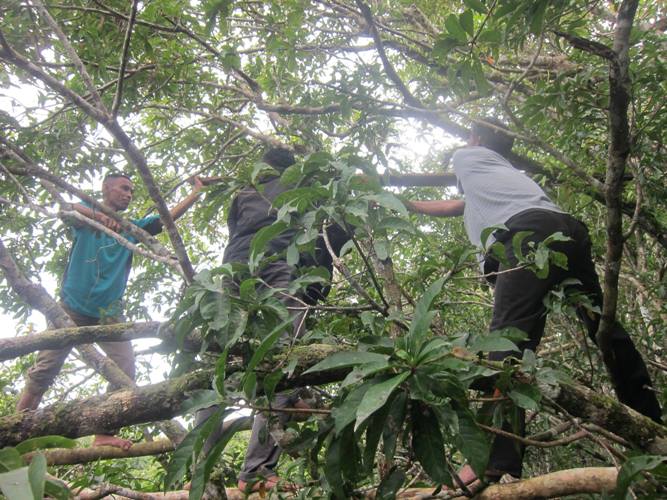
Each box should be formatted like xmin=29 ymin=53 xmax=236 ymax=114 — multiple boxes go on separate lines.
xmin=0 ymin=239 xmax=186 ymax=442
xmin=2 ymin=343 xmax=666 ymax=453
xmin=24 ymin=439 xmax=175 ymax=466
xmin=597 ymin=0 xmax=640 ymax=364
xmin=0 ymin=322 xmax=165 ymax=361
xmin=391 ymin=467 xmax=618 ymax=499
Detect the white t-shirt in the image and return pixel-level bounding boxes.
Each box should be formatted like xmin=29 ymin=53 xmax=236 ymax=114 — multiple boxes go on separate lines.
xmin=452 ymin=146 xmax=563 ymax=248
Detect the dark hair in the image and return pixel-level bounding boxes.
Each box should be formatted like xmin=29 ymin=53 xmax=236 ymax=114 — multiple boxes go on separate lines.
xmin=262 ymin=147 xmax=295 ymax=171
xmin=103 ymin=173 xmax=132 ymax=184
xmin=471 ymin=118 xmax=514 ymax=157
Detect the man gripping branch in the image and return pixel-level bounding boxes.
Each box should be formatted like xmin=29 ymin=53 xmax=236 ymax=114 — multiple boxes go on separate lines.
xmin=16 ymin=173 xmax=203 ymax=450
xmin=405 ymin=119 xmax=661 ymax=490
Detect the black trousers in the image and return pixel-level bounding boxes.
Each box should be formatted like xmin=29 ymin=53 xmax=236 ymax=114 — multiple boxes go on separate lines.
xmin=483 ymin=209 xmax=661 ymax=477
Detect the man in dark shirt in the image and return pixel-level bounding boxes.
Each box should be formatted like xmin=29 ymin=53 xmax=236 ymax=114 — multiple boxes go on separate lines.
xmin=195 ymin=147 xmax=350 ymax=492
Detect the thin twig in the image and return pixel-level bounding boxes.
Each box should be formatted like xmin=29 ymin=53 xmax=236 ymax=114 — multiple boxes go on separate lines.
xmin=29 ymin=0 xmax=105 ymax=109
xmin=111 ymin=0 xmax=140 ymax=117
xmin=322 ymin=222 xmax=387 ymax=315
xmin=354 ymin=0 xmax=421 ymax=108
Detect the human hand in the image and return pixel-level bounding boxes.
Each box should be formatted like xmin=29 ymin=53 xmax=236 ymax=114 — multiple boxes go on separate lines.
xmin=97 ymin=213 xmax=121 ymax=232
xmin=187 ymin=175 xmax=207 ymax=192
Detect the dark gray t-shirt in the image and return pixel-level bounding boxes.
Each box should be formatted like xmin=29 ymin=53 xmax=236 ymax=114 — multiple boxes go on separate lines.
xmin=452 ymin=146 xmax=563 ymax=247
xmin=222 ymin=176 xmax=296 ymax=264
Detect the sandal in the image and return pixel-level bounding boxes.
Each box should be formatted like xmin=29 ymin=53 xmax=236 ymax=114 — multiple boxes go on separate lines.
xmin=238 ymin=476 xmax=298 ymax=494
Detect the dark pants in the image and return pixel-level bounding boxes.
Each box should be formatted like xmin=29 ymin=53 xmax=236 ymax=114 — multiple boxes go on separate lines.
xmin=195 ymin=260 xmax=306 ymax=482
xmin=23 ymin=303 xmax=135 ymax=398
xmin=484 ymin=209 xmax=661 ymax=478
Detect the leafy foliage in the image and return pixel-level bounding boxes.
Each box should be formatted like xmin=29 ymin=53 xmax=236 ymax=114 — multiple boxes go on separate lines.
xmin=0 ymin=0 xmax=666 ymax=497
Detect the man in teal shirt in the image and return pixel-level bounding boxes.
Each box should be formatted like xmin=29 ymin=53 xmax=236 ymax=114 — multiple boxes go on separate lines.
xmin=17 ymin=173 xmax=203 ymax=449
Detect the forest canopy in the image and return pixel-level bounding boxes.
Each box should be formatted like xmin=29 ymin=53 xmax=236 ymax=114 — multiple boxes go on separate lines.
xmin=1 ymin=0 xmax=666 ymax=498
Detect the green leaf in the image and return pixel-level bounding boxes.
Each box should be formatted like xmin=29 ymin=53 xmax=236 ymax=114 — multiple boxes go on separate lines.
xmin=262 ymin=370 xmax=284 ymax=401
xmin=27 ymin=454 xmax=45 ymax=500
xmin=355 ymin=373 xmax=409 ymax=431
xmin=0 ymin=467 xmax=33 ymax=500
xmin=245 ymin=317 xmax=293 ymax=374
xmin=376 ymin=466 xmax=406 ymax=500
xmin=407 ymin=277 xmax=445 ymax=356
xmin=511 ymin=230 xmax=533 ymax=261
xmin=529 ymin=0 xmax=548 ymax=35
xmin=445 ymin=14 xmax=468 ymax=43
xmin=469 ymin=333 xmax=520 ymax=353
xmin=188 ymin=418 xmax=249 ymax=500
xmin=332 ymin=381 xmax=374 ymax=435
xmin=459 ymin=10 xmax=474 ymax=36
xmin=373 ymin=239 xmax=389 ymax=260
xmin=180 ymin=390 xmax=220 ymax=414
xmin=44 ymin=479 xmax=70 ymax=500
xmin=615 ymin=455 xmax=666 ymax=500
xmin=411 ymin=404 xmax=450 ymax=485
xmin=433 ymin=36 xmax=462 ymax=59
xmin=341 ymin=360 xmax=391 ymax=388
xmin=249 ymin=222 xmax=289 ymax=264
xmin=224 ymin=308 xmax=248 ymax=349
xmin=303 ymin=351 xmax=389 ymax=374
xmin=383 ymin=391 xmax=408 ymax=461
xmin=463 ymin=0 xmax=487 ymax=13
xmin=378 ymin=216 xmax=416 ymax=234
xmin=325 ymin=432 xmax=347 ymax=499
xmin=478 ymin=29 xmax=502 ymax=44
xmin=364 ymin=192 xmax=408 ymax=216
xmin=472 ymin=60 xmax=493 ymax=95
xmin=204 ymin=0 xmax=233 ymax=33
xmin=286 ymin=243 xmax=299 ymax=266
xmin=165 ymin=407 xmax=228 ymax=489
xmin=14 ymin=436 xmax=77 ymax=455
xmin=480 ymin=224 xmax=507 ymax=249
xmin=455 ymin=408 xmax=490 ymax=477
xmin=508 ymin=383 xmax=542 ymax=411
xmin=0 ymin=448 xmax=23 ymax=472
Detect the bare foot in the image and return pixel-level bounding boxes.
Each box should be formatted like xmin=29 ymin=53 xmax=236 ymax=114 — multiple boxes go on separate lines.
xmin=16 ymin=391 xmax=42 ymax=412
xmin=92 ymin=434 xmax=133 ymax=450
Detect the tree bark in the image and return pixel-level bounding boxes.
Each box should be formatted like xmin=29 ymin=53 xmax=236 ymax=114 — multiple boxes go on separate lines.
xmin=0 ymin=239 xmax=186 ymax=443
xmin=0 ymin=322 xmax=177 ymax=361
xmin=383 ymin=467 xmax=618 ymax=499
xmin=23 ymin=439 xmax=174 ymax=466
xmin=550 ymin=379 xmax=667 ymax=454
xmin=2 ymin=343 xmax=665 ymax=453
xmin=597 ymin=0 xmax=639 ymax=360
xmin=0 ymin=370 xmax=211 ymax=446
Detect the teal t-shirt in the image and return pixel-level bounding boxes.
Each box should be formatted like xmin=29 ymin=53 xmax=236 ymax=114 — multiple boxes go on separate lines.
xmin=61 ymin=212 xmax=162 ymax=318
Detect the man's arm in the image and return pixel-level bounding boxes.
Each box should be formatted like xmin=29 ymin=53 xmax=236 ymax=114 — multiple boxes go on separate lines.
xmin=70 ymin=203 xmax=122 ymax=232
xmin=403 ymin=199 xmax=465 ymax=217
xmin=169 ymin=176 xmax=204 ymax=221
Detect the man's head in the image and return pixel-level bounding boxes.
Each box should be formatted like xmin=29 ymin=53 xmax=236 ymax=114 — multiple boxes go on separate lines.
xmin=262 ymin=147 xmax=295 ymax=172
xmin=468 ymin=118 xmax=514 ymax=157
xmin=102 ymin=173 xmax=133 ymax=211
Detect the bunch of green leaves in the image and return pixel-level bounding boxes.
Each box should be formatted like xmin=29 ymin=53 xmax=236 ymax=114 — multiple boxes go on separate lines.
xmin=0 ymin=436 xmax=75 ymax=500
xmin=483 ymin=226 xmax=571 ymax=279
xmin=298 ymin=277 xmax=549 ymax=498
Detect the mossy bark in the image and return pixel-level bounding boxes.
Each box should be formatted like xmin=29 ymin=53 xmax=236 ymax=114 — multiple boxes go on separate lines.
xmin=552 ymin=381 xmax=667 ymax=454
